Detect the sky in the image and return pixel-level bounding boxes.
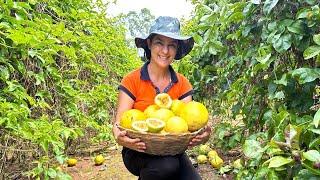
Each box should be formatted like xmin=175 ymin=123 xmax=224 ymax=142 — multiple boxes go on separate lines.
xmin=107 ymin=0 xmax=195 ymax=19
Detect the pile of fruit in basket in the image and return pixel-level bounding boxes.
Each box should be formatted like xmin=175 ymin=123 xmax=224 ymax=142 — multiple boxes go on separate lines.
xmin=120 ymin=93 xmax=209 ymax=134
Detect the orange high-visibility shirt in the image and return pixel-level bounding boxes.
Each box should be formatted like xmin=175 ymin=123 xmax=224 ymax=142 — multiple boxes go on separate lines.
xmin=118 ymin=61 xmax=193 ymax=111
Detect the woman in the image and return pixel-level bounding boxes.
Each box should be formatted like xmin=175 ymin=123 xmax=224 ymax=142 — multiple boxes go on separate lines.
xmin=112 ymin=16 xmax=211 ymax=180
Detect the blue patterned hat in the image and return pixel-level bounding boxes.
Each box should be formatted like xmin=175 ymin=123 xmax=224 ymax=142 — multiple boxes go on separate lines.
xmin=135 ymin=16 xmax=194 ymax=60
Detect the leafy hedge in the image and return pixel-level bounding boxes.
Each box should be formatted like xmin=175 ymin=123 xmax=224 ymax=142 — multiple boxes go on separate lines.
xmin=0 ymin=0 xmax=140 ymax=178
xmin=189 ymin=0 xmax=320 ymax=178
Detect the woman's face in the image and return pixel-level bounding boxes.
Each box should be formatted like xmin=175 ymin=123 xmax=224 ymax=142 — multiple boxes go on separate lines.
xmin=147 ymin=34 xmax=178 ymax=68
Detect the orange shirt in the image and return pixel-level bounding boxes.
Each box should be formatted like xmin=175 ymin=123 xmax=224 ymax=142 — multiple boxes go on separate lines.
xmin=119 ymin=61 xmax=193 ymax=111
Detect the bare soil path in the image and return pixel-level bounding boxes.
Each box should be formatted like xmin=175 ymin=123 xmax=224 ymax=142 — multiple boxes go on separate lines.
xmin=64 ymin=148 xmax=223 ymax=180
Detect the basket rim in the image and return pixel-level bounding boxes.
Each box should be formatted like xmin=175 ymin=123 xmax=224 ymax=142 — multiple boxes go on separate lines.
xmin=117 ymin=124 xmax=203 ymax=136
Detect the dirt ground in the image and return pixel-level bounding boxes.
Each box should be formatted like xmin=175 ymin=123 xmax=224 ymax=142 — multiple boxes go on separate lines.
xmin=64 ymin=147 xmax=234 ymax=180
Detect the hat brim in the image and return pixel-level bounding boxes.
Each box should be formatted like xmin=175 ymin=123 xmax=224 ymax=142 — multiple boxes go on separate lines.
xmin=135 ymin=32 xmax=194 ymax=60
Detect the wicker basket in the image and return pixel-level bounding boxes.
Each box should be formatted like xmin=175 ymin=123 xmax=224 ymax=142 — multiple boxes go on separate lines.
xmin=118 ymin=125 xmax=203 ymax=156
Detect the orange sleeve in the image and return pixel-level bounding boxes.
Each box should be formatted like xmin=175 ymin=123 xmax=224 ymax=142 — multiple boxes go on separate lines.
xmin=118 ymin=71 xmax=138 ymax=101
xmin=177 ymin=74 xmax=193 ymax=100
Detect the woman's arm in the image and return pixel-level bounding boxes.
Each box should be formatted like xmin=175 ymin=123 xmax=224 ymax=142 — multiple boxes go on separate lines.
xmin=180 ymin=95 xmax=192 ymax=103
xmin=112 ymin=91 xmax=146 ymax=152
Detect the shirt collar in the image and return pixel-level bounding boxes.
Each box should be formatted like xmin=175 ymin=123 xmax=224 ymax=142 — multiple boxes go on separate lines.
xmin=140 ymin=61 xmax=178 ymax=83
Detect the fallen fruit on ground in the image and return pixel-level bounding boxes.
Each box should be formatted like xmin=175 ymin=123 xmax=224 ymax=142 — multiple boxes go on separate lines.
xmin=199 ymin=144 xmax=211 ymax=155
xmin=146 ymin=118 xmax=165 ymax=133
xmin=170 ymin=99 xmax=185 ymax=116
xmin=144 ymin=104 xmax=160 ymax=118
xmin=197 ymin=155 xmax=208 ymax=164
xmin=67 ymin=158 xmax=77 ymax=167
xmin=149 ymin=108 xmax=174 ymax=123
xmin=120 ymin=109 xmax=146 ymax=129
xmin=232 ymin=158 xmax=243 ymax=169
xmin=210 ymin=155 xmax=223 ymax=169
xmin=132 ymin=121 xmax=148 ymax=132
xmin=154 ymin=93 xmax=172 ymax=109
xmin=164 ymin=116 xmax=188 ymax=133
xmin=207 ymin=150 xmax=218 ymax=159
xmin=94 ymin=155 xmax=105 ymax=166
xmin=180 ymin=101 xmax=209 ymax=132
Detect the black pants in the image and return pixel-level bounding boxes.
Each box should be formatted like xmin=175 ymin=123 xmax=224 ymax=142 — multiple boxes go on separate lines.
xmin=122 ymin=147 xmax=201 ymax=180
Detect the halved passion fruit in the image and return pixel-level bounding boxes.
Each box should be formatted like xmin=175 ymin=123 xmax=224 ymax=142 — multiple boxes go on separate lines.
xmin=146 ymin=118 xmax=165 ymax=133
xmin=131 ymin=121 xmax=148 ymax=132
xmin=154 ymin=93 xmax=172 ymax=109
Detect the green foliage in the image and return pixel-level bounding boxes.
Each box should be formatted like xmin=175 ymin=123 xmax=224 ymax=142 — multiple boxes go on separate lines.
xmin=0 ymin=0 xmax=140 ymax=178
xmin=190 ymin=0 xmax=320 ymax=178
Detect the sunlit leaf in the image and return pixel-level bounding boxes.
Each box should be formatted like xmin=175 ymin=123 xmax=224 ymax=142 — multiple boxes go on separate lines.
xmin=291 ymin=68 xmax=320 ymax=84
xmin=313 ymin=34 xmax=320 ymax=45
xmin=310 ymin=129 xmax=320 ymax=135
xmin=274 ymin=74 xmax=287 ymax=86
xmin=47 ymin=168 xmax=57 ymax=178
xmin=268 ymin=156 xmax=293 ymax=168
xmin=263 ymin=0 xmax=279 ymax=15
xmin=257 ymin=53 xmax=271 ymax=64
xmin=304 ymin=45 xmax=320 ymax=59
xmin=251 ymin=0 xmax=261 ymax=4
xmin=274 ymin=91 xmax=285 ymax=100
xmin=297 ymin=9 xmax=309 ymax=19
xmin=243 ymin=139 xmax=264 ymax=159
xmin=303 ymin=150 xmax=320 ymax=162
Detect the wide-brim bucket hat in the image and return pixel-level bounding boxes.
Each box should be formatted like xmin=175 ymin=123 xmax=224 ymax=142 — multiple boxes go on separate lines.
xmin=135 ymin=16 xmax=194 ymax=60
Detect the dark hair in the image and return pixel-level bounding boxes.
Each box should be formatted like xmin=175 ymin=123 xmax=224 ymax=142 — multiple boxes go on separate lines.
xmin=144 ymin=34 xmax=156 ymax=61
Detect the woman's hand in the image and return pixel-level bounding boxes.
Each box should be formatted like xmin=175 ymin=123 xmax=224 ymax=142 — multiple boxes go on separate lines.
xmin=188 ymin=122 xmax=212 ymax=148
xmin=113 ymin=125 xmax=146 ymax=152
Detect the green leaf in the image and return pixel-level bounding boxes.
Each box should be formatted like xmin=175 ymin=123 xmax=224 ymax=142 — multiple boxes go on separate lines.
xmin=263 ymin=0 xmax=279 ymax=15
xmin=228 ymin=12 xmax=244 ymax=23
xmin=28 ymin=50 xmax=37 ymax=58
xmin=309 ymin=137 xmax=320 ymax=148
xmin=274 ymin=91 xmax=285 ymax=100
xmin=314 ymin=109 xmax=320 ymax=128
xmin=56 ymin=154 xmax=65 ymax=164
xmin=274 ymin=74 xmax=287 ymax=86
xmin=287 ymin=20 xmax=305 ymax=35
xmin=47 ymin=168 xmax=57 ymax=178
xmin=251 ymin=0 xmax=261 ymax=4
xmin=297 ymin=9 xmax=309 ymax=19
xmin=268 ymin=156 xmax=293 ymax=168
xmin=257 ymin=53 xmax=271 ymax=64
xmin=0 ymin=118 xmax=5 ymax=126
xmin=193 ymin=34 xmax=203 ymax=46
xmin=295 ymin=169 xmax=320 ymax=180
xmin=0 ymin=22 xmax=11 ymax=29
xmin=304 ymin=45 xmax=320 ymax=59
xmin=291 ymin=68 xmax=320 ymax=84
xmin=285 ymin=124 xmax=301 ymax=150
xmin=272 ymin=34 xmax=292 ymax=53
xmin=0 ymin=65 xmax=10 ymax=81
xmin=303 ymin=150 xmax=320 ymax=162
xmin=310 ymin=129 xmax=320 ymax=135
xmin=243 ymin=139 xmax=264 ymax=159
xmin=313 ymin=34 xmax=320 ymax=45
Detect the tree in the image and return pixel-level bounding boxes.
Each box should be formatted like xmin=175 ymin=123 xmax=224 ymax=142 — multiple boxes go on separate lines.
xmin=120 ymin=8 xmax=155 ymax=49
